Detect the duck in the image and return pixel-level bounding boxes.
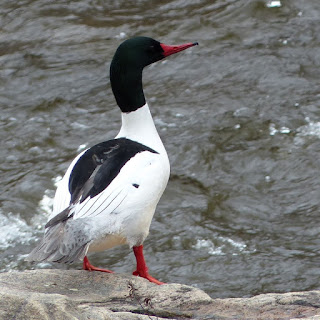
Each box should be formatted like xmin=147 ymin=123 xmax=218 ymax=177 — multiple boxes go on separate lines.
xmin=27 ymin=36 xmax=198 ymax=285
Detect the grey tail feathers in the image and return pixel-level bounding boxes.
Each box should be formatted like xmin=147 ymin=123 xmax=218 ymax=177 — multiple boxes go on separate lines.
xmin=26 ymin=222 xmax=90 ymax=264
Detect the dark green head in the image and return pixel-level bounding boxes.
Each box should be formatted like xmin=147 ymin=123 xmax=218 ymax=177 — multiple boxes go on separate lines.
xmin=111 ymin=37 xmax=164 ymax=70
xmin=110 ymin=36 xmax=198 ymax=113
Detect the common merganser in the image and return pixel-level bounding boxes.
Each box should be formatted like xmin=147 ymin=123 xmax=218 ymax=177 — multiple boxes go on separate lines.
xmin=27 ymin=36 xmax=198 ymax=285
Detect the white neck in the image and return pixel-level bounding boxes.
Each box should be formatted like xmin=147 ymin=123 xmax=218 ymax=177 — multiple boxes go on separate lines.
xmin=115 ymin=103 xmax=166 ymax=153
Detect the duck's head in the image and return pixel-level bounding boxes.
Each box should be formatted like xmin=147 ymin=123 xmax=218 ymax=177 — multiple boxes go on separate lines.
xmin=110 ymin=36 xmax=198 ymax=112
xmin=111 ymin=36 xmax=198 ymax=69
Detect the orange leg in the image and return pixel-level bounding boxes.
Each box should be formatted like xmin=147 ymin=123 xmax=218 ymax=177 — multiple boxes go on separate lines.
xmin=132 ymin=245 xmax=164 ymax=285
xmin=83 ymin=256 xmax=114 ymax=273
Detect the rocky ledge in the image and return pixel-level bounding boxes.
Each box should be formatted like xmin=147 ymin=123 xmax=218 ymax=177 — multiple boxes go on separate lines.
xmin=0 ymin=269 xmax=319 ymax=320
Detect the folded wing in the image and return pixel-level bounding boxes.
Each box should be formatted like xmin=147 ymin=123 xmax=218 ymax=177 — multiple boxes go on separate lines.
xmin=26 ymin=138 xmax=158 ymax=263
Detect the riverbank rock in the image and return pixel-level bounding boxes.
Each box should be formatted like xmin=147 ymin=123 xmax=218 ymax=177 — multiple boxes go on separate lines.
xmin=0 ymin=269 xmax=319 ymax=319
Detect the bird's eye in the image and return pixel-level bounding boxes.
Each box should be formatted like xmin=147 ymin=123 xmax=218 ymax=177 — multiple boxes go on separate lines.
xmin=147 ymin=45 xmax=156 ymax=53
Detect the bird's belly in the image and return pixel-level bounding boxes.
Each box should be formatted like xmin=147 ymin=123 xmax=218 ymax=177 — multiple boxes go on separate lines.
xmin=88 ymin=234 xmax=127 ymax=252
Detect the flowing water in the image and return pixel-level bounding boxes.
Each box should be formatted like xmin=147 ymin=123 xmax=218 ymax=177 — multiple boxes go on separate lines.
xmin=1 ymin=0 xmax=320 ymax=298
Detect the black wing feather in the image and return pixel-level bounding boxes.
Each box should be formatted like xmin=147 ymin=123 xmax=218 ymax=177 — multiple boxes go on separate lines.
xmin=69 ymin=138 xmax=158 ymax=204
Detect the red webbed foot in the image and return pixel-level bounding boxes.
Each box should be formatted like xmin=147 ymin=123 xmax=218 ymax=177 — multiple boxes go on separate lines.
xmin=83 ymin=256 xmax=114 ymax=273
xmin=132 ymin=245 xmax=165 ymax=285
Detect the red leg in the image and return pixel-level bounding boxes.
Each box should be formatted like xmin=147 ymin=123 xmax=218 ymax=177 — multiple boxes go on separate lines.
xmin=83 ymin=256 xmax=114 ymax=273
xmin=132 ymin=245 xmax=164 ymax=285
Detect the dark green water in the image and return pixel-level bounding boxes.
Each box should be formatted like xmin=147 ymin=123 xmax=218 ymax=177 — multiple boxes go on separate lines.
xmin=1 ymin=0 xmax=320 ymax=298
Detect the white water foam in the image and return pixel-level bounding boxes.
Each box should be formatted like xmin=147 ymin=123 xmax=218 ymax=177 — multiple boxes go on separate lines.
xmin=193 ymin=239 xmax=224 ymax=255
xmin=0 ymin=183 xmax=56 ymax=253
xmin=0 ymin=211 xmax=36 ymax=250
xmin=269 ymin=118 xmax=320 ymax=143
xmin=266 ymin=0 xmax=281 ymax=8
xmin=296 ymin=120 xmax=320 ymax=138
xmin=294 ymin=119 xmax=320 ymax=145
xmin=38 ymin=189 xmax=54 ymax=217
xmin=193 ymin=236 xmax=250 ymax=256
xmin=269 ymin=123 xmax=291 ymax=136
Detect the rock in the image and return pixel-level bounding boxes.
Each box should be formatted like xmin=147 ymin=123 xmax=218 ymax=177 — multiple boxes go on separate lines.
xmin=0 ymin=270 xmax=319 ymax=320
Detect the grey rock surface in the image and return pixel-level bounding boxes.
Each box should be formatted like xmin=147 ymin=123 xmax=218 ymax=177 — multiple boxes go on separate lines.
xmin=0 ymin=269 xmax=319 ymax=320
